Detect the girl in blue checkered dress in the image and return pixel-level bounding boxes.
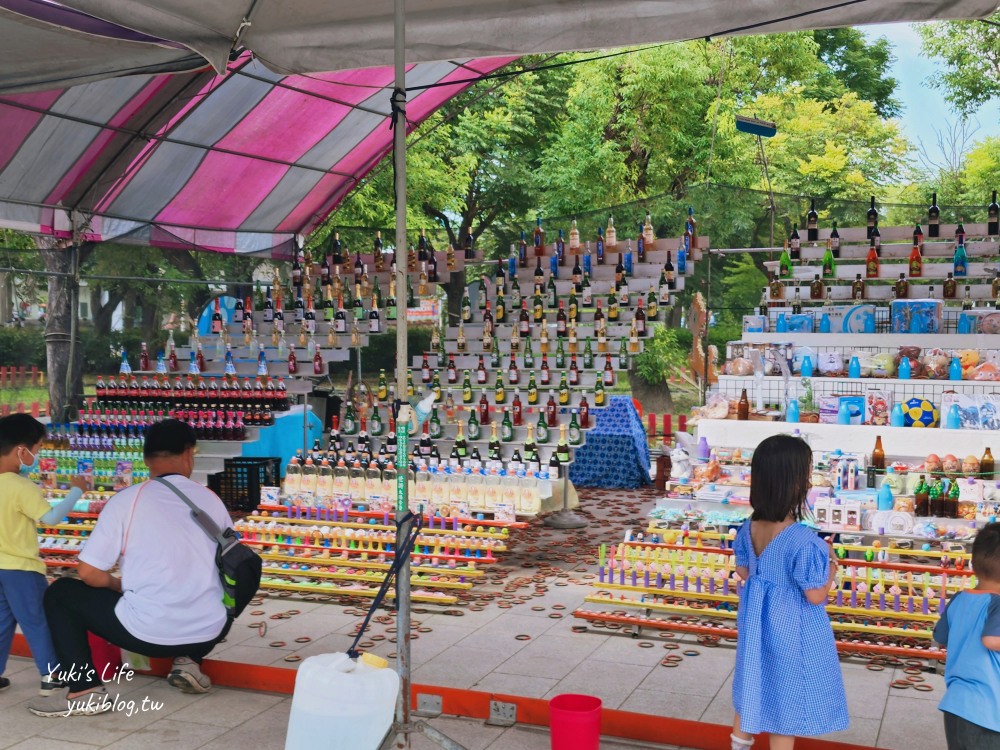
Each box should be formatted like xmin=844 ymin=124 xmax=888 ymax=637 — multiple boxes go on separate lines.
xmin=730 ymin=435 xmax=848 ymax=750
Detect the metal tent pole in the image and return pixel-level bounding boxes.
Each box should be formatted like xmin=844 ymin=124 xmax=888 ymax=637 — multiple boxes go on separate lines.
xmin=382 ymin=3 xmax=465 ymax=748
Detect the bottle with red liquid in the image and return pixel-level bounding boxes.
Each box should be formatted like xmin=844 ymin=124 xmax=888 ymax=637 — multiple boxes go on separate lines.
xmin=139 ymin=343 xmax=151 ymax=372
xmin=288 ymin=348 xmax=298 ymax=375
xmin=195 ymin=343 xmax=206 ymax=374
xmin=478 ymin=391 xmax=490 ymax=425
xmin=579 ymin=396 xmax=590 ymax=428
xmin=546 ymin=390 xmax=558 ymax=428
xmin=512 ymin=391 xmax=523 ymax=426
xmin=313 ymin=347 xmax=324 ymax=375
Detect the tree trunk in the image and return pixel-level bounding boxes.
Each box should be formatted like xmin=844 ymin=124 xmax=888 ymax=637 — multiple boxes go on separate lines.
xmin=91 ymin=286 xmax=124 ymax=336
xmin=40 ymin=242 xmax=85 ymax=422
xmin=141 ymin=298 xmax=159 ymax=343
xmin=0 ymin=272 xmax=11 ymax=323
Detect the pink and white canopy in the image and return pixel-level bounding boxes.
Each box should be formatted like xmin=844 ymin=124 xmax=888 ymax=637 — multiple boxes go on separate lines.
xmin=0 ymin=0 xmax=995 ymax=255
xmin=0 ymin=55 xmax=514 ymax=255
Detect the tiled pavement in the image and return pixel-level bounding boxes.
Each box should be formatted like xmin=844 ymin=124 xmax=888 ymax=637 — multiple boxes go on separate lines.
xmin=1 ymin=488 xmax=948 ymax=749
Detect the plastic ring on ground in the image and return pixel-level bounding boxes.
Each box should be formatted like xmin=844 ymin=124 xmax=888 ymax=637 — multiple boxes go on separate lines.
xmin=548 ymin=614 xmax=563 ymax=619
xmin=571 ymin=626 xmax=588 ymax=633
xmin=913 ymin=684 xmax=934 ymax=692
xmin=904 ymin=659 xmax=925 ymax=667
xmin=907 ymin=675 xmax=925 ymax=683
xmin=286 ymin=609 xmax=301 ymax=615
xmin=682 ymin=650 xmax=700 ymax=657
xmin=638 ymin=642 xmax=654 ymax=649
xmin=250 ymin=610 xmax=266 ymax=616
xmin=418 ymin=627 xmax=432 ymax=633
xmin=294 ymin=637 xmax=311 ymax=644
xmin=257 ymin=622 xmax=267 ymax=637
xmin=370 ymin=635 xmax=386 ymax=642
xmin=359 ymin=641 xmax=376 ymax=648
xmin=531 ymin=606 xmax=546 ymax=612
xmin=663 ymin=655 xmax=683 ymax=663
xmin=903 ymin=667 xmax=923 ymax=675
xmin=866 ymin=664 xmax=885 ymax=672
xmin=551 ymin=604 xmax=566 ymax=611
xmin=283 ymin=655 xmax=302 ymax=663
xmin=890 ymin=680 xmax=912 ymax=690
xmin=269 ymin=641 xmax=287 ymax=648
xmin=515 ymin=634 xmax=532 ymax=641
xmin=660 ymin=660 xmax=680 ymax=668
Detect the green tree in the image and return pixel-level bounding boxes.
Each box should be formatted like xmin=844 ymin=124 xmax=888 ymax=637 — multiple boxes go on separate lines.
xmin=918 ymin=15 xmax=1000 ymax=116
xmin=720 ymin=253 xmax=767 ymax=318
xmin=808 ymin=29 xmax=900 ymax=117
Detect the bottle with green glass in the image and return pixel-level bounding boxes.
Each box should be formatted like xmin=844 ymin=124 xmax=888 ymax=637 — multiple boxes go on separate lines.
xmin=501 ymin=408 xmax=514 ymax=442
xmin=467 ymin=408 xmax=481 ymax=441
xmin=535 ymin=409 xmax=550 ymax=443
xmin=583 ymin=337 xmax=594 ymax=369
xmin=568 ymin=410 xmax=582 ymax=445
xmin=555 ymin=338 xmax=566 ymax=369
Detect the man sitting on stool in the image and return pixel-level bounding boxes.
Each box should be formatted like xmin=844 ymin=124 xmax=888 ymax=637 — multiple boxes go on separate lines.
xmin=29 ymin=419 xmax=233 ymax=717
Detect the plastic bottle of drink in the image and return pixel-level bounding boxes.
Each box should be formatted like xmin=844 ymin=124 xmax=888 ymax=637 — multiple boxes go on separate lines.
xmin=314 ymin=458 xmax=334 ymax=507
xmin=300 ymin=457 xmax=318 ymax=497
xmin=365 ymin=462 xmax=384 ymax=509
xmin=284 ymin=451 xmax=303 ymax=495
xmin=381 ymin=462 xmax=397 ymax=510
xmin=333 ymin=459 xmax=350 ymax=510
xmin=349 ymin=460 xmax=366 ymax=503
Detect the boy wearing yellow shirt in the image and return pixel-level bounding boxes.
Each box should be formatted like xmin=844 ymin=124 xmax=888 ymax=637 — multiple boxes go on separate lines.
xmin=0 ymin=414 xmax=85 ymax=694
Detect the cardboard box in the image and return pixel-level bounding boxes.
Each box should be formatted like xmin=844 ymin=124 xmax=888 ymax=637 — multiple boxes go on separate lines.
xmin=958 ymin=310 xmax=1000 ymax=334
xmin=890 ymin=299 xmax=943 ymax=333
xmin=819 ymin=394 xmax=865 ymax=424
xmin=742 ymin=314 xmax=768 ymax=333
xmin=865 ymin=388 xmax=893 ymax=426
xmin=940 ymin=392 xmax=982 ymax=430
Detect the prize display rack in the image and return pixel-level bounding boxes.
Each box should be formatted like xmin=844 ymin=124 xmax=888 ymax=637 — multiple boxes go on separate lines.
xmin=575 ymin=221 xmax=1000 ymax=661
xmin=411 ymin=230 xmax=708 ymax=489
xmin=574 ymin=530 xmax=969 ymax=661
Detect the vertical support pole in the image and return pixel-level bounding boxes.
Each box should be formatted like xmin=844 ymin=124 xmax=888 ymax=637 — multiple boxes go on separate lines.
xmin=391 ymin=1 xmax=411 ymax=747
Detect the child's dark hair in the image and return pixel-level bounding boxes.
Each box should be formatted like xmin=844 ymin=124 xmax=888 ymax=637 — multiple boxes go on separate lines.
xmin=972 ymin=522 xmax=1000 ymax=582
xmin=0 ymin=413 xmax=46 ymax=456
xmin=749 ymin=434 xmax=812 ymax=522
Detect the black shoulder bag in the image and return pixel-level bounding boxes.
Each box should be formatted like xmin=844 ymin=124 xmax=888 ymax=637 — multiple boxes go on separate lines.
xmin=154 ymin=477 xmax=262 ymax=619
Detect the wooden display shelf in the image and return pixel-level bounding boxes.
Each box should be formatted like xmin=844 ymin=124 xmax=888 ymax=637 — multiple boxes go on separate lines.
xmin=797 ymin=238 xmax=998 ymax=261
xmin=242 ymin=513 xmax=510 ymax=540
xmin=737 ymin=332 xmax=1000 ymax=347
xmin=261 ymin=565 xmax=473 ymax=590
xmin=765 ymin=261 xmax=999 ymax=282
xmin=244 ymin=538 xmax=497 ymax=564
xmin=258 ymin=578 xmax=457 ymax=605
xmin=256 ymin=502 xmax=529 ymax=530
xmin=259 ymin=551 xmax=484 ymax=577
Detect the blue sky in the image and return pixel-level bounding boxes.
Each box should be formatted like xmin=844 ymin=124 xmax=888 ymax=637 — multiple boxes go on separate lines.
xmin=861 ymin=22 xmax=1000 ymax=151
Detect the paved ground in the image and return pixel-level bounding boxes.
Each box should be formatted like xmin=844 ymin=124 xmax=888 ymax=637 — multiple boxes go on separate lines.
xmin=1 ymin=488 xmax=948 ymax=749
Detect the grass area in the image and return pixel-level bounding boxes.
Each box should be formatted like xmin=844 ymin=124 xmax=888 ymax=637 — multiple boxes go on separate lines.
xmin=0 ymin=385 xmax=49 ymax=407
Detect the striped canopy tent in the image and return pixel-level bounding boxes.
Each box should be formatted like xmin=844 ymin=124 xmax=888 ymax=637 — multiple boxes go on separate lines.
xmin=0 ymin=54 xmax=514 ymax=256
xmin=0 ymin=0 xmax=996 ymax=255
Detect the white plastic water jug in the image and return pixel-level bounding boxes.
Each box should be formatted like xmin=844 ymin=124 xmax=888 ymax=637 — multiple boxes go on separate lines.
xmin=285 ymin=652 xmax=400 ymax=750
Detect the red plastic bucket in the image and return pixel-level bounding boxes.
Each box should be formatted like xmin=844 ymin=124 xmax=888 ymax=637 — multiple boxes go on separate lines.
xmin=87 ymin=633 xmax=122 ymax=680
xmin=549 ymin=693 xmax=602 ymax=750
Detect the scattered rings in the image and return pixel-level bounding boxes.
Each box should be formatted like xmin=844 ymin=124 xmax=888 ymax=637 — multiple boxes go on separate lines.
xmin=660 ymin=660 xmax=680 ymax=668
xmin=638 ymin=642 xmax=654 ymax=649
xmin=515 ymin=634 xmax=532 ymax=641
xmin=866 ymin=664 xmax=885 ymax=672
xmin=890 ymin=680 xmax=912 ymax=690
xmin=903 ymin=667 xmax=923 ymax=675
xmin=283 ymin=655 xmax=302 ymax=663
xmin=906 ymin=675 xmax=926 ymax=683
xmin=269 ymin=641 xmax=287 ymax=648
xmin=294 ymin=637 xmax=312 ymax=644
xmin=682 ymin=650 xmax=700 ymax=657
xmin=913 ymin=684 xmax=934 ymax=692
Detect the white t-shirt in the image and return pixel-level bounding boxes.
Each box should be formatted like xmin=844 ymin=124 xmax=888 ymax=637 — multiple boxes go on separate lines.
xmin=79 ymin=475 xmax=233 ymax=645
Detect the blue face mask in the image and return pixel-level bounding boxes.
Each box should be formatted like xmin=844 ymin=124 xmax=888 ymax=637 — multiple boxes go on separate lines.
xmin=18 ymin=446 xmax=37 ymax=475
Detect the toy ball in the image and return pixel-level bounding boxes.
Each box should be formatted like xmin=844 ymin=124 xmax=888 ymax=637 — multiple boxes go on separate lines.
xmin=864 ymin=549 xmax=875 ymax=562
xmin=904 ymin=397 xmax=939 ymax=428
xmin=922 ymin=543 xmax=932 ymax=552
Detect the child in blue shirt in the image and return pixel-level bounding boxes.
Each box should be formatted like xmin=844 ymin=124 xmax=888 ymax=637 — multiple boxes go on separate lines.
xmin=933 ymin=521 xmax=1000 ymax=749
